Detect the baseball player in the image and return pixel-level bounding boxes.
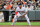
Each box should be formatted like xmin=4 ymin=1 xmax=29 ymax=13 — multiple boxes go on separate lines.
xmin=12 ymin=3 xmax=31 ymax=26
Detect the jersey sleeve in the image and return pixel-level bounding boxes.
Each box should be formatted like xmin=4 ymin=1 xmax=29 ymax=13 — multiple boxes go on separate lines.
xmin=15 ymin=7 xmax=18 ymax=12
xmin=15 ymin=7 xmax=18 ymax=15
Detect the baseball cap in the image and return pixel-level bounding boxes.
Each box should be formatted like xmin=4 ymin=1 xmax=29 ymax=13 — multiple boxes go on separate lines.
xmin=18 ymin=3 xmax=22 ymax=5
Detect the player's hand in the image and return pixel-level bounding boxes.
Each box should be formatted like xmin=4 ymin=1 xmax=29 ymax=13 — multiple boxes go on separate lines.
xmin=21 ymin=15 xmax=25 ymax=18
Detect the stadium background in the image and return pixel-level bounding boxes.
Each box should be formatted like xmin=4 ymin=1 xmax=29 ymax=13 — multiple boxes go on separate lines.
xmin=0 ymin=0 xmax=40 ymax=27
xmin=1 ymin=0 xmax=40 ymax=22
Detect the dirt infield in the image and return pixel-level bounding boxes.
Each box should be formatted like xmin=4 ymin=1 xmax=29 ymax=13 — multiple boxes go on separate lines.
xmin=0 ymin=25 xmax=40 ymax=27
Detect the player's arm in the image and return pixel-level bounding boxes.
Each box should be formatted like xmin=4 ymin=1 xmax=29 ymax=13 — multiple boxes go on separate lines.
xmin=22 ymin=12 xmax=27 ymax=17
xmin=15 ymin=7 xmax=18 ymax=15
xmin=23 ymin=12 xmax=27 ymax=15
xmin=13 ymin=8 xmax=17 ymax=15
xmin=22 ymin=8 xmax=27 ymax=16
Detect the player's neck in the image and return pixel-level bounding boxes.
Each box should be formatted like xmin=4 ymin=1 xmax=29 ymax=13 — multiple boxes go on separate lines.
xmin=19 ymin=7 xmax=22 ymax=9
xmin=28 ymin=7 xmax=30 ymax=8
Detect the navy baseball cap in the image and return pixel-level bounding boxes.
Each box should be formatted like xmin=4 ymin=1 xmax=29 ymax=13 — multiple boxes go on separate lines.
xmin=18 ymin=3 xmax=22 ymax=5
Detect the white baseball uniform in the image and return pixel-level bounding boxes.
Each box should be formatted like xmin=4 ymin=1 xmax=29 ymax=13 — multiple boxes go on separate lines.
xmin=12 ymin=7 xmax=31 ymax=25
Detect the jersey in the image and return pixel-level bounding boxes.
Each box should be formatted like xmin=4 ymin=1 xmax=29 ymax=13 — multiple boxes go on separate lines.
xmin=15 ymin=7 xmax=27 ymax=15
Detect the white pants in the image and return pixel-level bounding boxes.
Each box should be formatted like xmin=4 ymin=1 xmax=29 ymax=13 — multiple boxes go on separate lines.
xmin=13 ymin=13 xmax=31 ymax=25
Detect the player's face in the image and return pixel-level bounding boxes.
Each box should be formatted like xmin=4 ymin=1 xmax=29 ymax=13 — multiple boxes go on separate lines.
xmin=19 ymin=5 xmax=22 ymax=9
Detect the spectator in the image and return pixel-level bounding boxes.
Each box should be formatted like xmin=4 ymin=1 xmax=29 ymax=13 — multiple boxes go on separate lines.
xmin=13 ymin=2 xmax=18 ymax=10
xmin=0 ymin=4 xmax=4 ymax=11
xmin=30 ymin=3 xmax=34 ymax=10
xmin=3 ymin=2 xmax=11 ymax=22
xmin=4 ymin=2 xmax=12 ymax=10
xmin=27 ymin=0 xmax=31 ymax=5
xmin=0 ymin=11 xmax=4 ymax=22
xmin=27 ymin=4 xmax=33 ymax=10
xmin=37 ymin=0 xmax=40 ymax=10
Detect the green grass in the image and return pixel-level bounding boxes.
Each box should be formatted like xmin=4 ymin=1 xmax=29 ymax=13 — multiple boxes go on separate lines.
xmin=0 ymin=22 xmax=40 ymax=25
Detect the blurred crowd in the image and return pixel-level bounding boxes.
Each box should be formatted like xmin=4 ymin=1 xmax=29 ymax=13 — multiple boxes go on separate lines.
xmin=0 ymin=0 xmax=40 ymax=22
xmin=0 ymin=0 xmax=40 ymax=11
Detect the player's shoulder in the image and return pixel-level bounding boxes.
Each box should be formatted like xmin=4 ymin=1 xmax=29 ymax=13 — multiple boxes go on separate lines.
xmin=22 ymin=7 xmax=25 ymax=9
